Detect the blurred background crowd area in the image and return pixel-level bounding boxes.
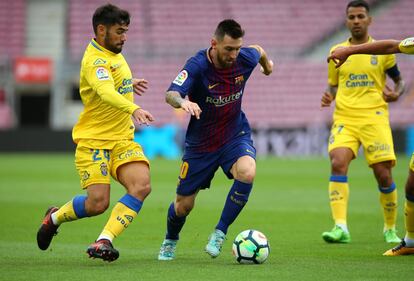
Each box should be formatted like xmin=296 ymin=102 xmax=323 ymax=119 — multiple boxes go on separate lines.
xmin=1 ymin=0 xmax=413 ymax=156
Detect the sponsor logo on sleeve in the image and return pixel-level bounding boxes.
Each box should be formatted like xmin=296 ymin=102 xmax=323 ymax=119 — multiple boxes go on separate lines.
xmin=173 ymin=70 xmax=188 ymax=86
xmin=96 ymin=67 xmax=110 ymax=80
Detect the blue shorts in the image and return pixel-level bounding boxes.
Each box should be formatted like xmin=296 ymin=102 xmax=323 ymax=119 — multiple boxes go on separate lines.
xmin=176 ymin=134 xmax=256 ymax=196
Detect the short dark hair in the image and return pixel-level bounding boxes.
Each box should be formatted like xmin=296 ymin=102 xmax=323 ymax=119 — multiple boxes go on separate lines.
xmin=214 ymin=19 xmax=245 ymax=41
xmin=346 ymin=0 xmax=370 ymax=13
xmin=92 ymin=4 xmax=130 ymax=34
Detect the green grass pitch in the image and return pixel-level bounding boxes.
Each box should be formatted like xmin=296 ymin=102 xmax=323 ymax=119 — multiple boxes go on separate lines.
xmin=0 ymin=153 xmax=412 ymax=280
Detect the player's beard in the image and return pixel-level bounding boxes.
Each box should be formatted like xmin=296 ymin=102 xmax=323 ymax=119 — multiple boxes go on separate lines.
xmin=351 ymin=27 xmax=367 ymax=42
xmin=216 ymin=52 xmax=235 ymax=69
xmin=104 ymin=32 xmax=123 ymax=54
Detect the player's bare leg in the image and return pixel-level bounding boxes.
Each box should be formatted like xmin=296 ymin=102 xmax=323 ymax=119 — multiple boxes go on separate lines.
xmin=87 ymin=162 xmax=151 ymax=262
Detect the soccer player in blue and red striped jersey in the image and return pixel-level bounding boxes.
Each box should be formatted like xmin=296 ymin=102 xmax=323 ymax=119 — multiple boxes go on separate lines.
xmin=158 ymin=19 xmax=273 ymax=260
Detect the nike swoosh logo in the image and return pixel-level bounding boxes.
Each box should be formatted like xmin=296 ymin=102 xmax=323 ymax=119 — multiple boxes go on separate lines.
xmin=246 ymin=149 xmax=254 ymax=154
xmin=234 ymin=191 xmax=245 ymax=196
xmin=208 ymin=83 xmax=220 ymax=90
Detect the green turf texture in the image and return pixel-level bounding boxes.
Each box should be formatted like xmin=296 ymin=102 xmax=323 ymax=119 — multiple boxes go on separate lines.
xmin=0 ymin=154 xmax=412 ymax=281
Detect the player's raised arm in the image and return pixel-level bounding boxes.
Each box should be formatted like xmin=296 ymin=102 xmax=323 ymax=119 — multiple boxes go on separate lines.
xmin=249 ymin=44 xmax=273 ymax=75
xmin=166 ymin=90 xmax=202 ymax=119
xmin=328 ymin=40 xmax=402 ymax=68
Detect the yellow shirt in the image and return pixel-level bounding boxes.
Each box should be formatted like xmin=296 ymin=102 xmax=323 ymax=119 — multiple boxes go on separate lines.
xmin=328 ymin=37 xmax=396 ymax=124
xmin=399 ymin=37 xmax=414 ymax=54
xmin=72 ymin=39 xmax=139 ymax=148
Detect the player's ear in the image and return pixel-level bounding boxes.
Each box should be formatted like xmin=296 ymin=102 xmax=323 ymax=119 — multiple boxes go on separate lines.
xmin=211 ymin=38 xmax=217 ymax=49
xmin=97 ymin=24 xmax=106 ymax=37
xmin=367 ymin=15 xmax=372 ymax=26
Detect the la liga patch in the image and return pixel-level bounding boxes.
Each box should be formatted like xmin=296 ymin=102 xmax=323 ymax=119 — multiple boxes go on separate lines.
xmin=96 ymin=67 xmax=110 ymax=80
xmin=173 ymin=70 xmax=188 ymax=86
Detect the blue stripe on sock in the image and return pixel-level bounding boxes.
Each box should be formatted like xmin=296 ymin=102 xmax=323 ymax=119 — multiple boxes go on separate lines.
xmin=330 ymin=175 xmax=348 ymax=183
xmin=378 ymin=182 xmax=396 ymax=194
xmin=406 ymin=193 xmax=414 ymax=202
xmin=73 ymin=195 xmax=88 ymax=218
xmin=119 ymin=194 xmax=143 ymax=212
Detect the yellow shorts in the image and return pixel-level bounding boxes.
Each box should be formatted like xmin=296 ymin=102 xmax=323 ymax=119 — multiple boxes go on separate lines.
xmin=328 ymin=122 xmax=396 ymax=166
xmin=75 ymin=140 xmax=149 ymax=189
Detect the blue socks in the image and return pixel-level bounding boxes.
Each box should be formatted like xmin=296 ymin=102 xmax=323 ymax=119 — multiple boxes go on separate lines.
xmin=165 ymin=202 xmax=186 ymax=240
xmin=216 ymin=180 xmax=253 ymax=234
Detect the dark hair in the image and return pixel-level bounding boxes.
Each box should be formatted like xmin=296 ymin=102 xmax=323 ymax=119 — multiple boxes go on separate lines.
xmin=214 ymin=19 xmax=245 ymax=41
xmin=346 ymin=0 xmax=370 ymax=13
xmin=92 ymin=4 xmax=130 ymax=34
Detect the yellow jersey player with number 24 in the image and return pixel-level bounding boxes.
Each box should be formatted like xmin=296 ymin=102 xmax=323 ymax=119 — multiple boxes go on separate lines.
xmin=36 ymin=3 xmax=154 ymax=262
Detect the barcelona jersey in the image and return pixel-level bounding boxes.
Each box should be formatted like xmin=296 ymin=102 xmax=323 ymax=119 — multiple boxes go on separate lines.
xmin=168 ymin=47 xmax=260 ymax=152
xmin=328 ymin=37 xmax=397 ymax=124
xmin=72 ymin=39 xmax=139 ymax=148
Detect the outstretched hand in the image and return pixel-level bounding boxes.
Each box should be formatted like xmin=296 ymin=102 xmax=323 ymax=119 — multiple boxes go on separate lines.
xmin=180 ymin=100 xmax=202 ymax=119
xmin=133 ymin=108 xmax=155 ymax=126
xmin=327 ymin=47 xmax=350 ymax=68
xmin=132 ymin=78 xmax=148 ymax=96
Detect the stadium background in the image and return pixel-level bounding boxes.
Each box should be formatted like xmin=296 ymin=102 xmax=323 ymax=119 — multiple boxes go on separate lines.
xmin=1 ymin=0 xmax=414 ymax=156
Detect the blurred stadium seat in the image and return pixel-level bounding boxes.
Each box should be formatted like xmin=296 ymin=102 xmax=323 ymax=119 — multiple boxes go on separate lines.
xmin=0 ymin=0 xmax=413 ymax=131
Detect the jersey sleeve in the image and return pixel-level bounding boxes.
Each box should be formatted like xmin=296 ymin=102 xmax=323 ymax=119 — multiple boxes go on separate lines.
xmin=239 ymin=47 xmax=261 ymax=68
xmin=399 ymin=37 xmax=414 ymax=54
xmin=327 ymin=45 xmax=340 ymax=86
xmin=383 ymin=53 xmax=397 ymax=70
xmin=327 ymin=57 xmax=339 ymax=86
xmin=84 ymin=60 xmax=139 ymax=114
xmin=167 ymin=57 xmax=201 ymax=98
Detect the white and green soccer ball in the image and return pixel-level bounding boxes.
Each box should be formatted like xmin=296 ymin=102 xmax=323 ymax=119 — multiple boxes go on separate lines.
xmin=232 ymin=229 xmax=270 ymax=264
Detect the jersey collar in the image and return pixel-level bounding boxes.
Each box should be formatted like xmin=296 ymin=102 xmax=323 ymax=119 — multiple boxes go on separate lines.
xmin=347 ymin=35 xmax=373 ymax=46
xmin=90 ymin=39 xmax=118 ymax=56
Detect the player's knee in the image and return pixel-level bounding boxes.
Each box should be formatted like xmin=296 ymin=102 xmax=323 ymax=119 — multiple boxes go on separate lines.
xmin=331 ymin=158 xmax=347 ymax=174
xmin=128 ymin=181 xmax=151 ymax=201
xmin=376 ymin=174 xmax=393 ymax=188
xmin=175 ymin=202 xmax=193 ymax=217
xmin=235 ymin=168 xmax=256 ymax=183
xmin=137 ymin=182 xmax=152 ymax=200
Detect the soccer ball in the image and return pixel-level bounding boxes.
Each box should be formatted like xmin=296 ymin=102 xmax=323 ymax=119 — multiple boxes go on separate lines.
xmin=232 ymin=229 xmax=270 ymax=264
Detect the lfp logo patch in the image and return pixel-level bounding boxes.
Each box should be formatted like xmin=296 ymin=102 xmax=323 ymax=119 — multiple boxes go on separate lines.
xmin=96 ymin=67 xmax=110 ymax=80
xmin=173 ymin=70 xmax=188 ymax=86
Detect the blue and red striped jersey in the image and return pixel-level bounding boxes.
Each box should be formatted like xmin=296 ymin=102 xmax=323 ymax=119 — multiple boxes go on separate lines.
xmin=168 ymin=47 xmax=260 ymax=152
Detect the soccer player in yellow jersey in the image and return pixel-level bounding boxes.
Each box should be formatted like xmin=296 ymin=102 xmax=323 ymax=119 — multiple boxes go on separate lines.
xmin=36 ymin=4 xmax=154 ymax=262
xmin=328 ymin=37 xmax=414 ymax=255
xmin=320 ymin=0 xmax=406 ymax=245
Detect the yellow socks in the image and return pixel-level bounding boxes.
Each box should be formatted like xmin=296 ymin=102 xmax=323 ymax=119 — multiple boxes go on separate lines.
xmin=52 ymin=195 xmax=88 ymax=225
xmin=98 ymin=194 xmax=143 ymax=242
xmin=329 ymin=175 xmax=349 ymax=227
xmin=405 ymin=198 xmax=414 ymax=240
xmin=379 ymin=183 xmax=398 ymax=231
